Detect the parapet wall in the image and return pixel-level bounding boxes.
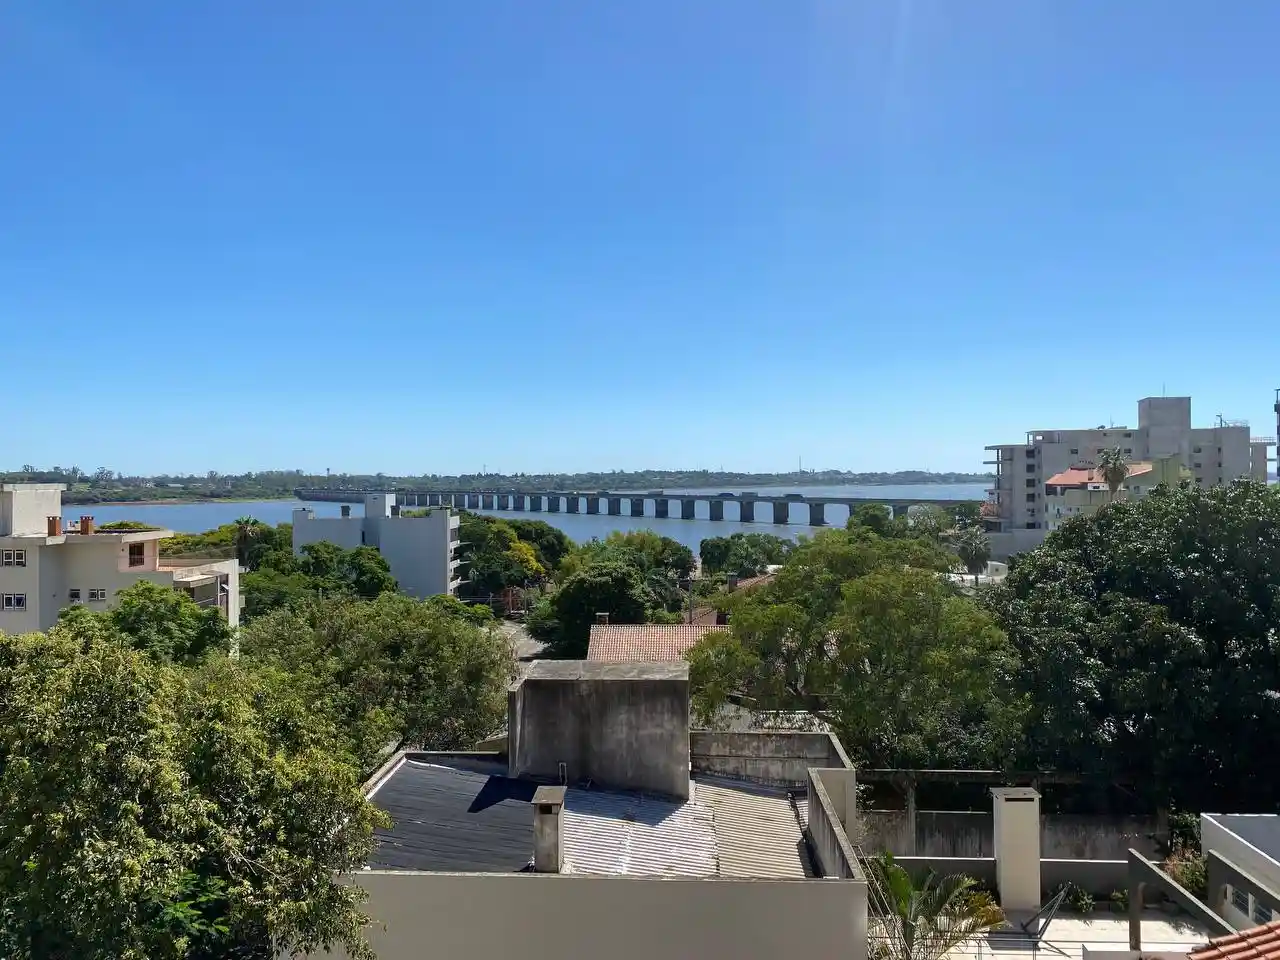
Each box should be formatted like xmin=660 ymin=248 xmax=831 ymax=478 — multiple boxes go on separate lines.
xmin=690 ymin=731 xmax=851 ymax=785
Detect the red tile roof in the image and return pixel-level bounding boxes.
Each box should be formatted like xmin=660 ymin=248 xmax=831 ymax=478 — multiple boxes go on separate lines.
xmin=1045 ymin=461 xmax=1154 ymax=487
xmin=587 ymin=624 xmax=728 ymax=662
xmin=1189 ymin=922 xmax=1280 ymax=960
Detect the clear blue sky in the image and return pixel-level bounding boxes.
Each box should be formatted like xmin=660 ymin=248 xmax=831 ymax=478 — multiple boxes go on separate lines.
xmin=4 ymin=1 xmax=1279 ymax=476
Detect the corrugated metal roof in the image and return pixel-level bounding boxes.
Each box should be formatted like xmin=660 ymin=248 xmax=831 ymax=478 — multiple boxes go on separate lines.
xmin=695 ymin=778 xmax=813 ymax=879
xmin=562 ymin=787 xmax=718 ymax=877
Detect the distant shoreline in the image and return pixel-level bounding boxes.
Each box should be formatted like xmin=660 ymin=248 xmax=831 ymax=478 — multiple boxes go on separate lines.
xmin=63 ymin=495 xmax=297 ymax=508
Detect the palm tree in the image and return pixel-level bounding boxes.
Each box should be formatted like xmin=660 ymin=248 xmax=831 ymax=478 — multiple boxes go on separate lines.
xmin=954 ymin=527 xmax=991 ymax=586
xmin=233 ymin=516 xmax=264 ymax=566
xmin=869 ymin=854 xmax=1005 ymax=960
xmin=1096 ymin=446 xmax=1130 ymax=501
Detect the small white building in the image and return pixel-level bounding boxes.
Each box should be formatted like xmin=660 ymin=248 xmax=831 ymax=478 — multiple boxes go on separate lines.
xmin=292 ymin=493 xmax=461 ymax=598
xmin=0 ymin=483 xmax=240 ymax=633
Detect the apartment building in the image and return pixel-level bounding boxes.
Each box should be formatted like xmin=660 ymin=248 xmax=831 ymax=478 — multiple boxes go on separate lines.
xmin=0 ymin=483 xmax=240 ymax=632
xmin=292 ymin=493 xmax=461 ymax=598
xmin=986 ymin=396 xmax=1273 ymax=540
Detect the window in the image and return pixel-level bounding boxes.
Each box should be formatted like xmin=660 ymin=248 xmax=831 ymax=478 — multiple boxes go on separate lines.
xmin=1194 ymin=446 xmax=1202 ymax=453
xmin=2 ymin=594 xmax=25 ymax=611
xmin=1231 ymin=886 xmax=1250 ymax=914
xmin=1069 ymin=448 xmax=1079 ymax=455
xmin=1124 ymin=448 xmax=1132 ymax=454
xmin=1194 ymin=462 xmax=1202 ymax=469
xmin=88 ymin=588 xmax=107 ymax=602
xmin=1 ymin=549 xmax=27 ymax=566
xmin=128 ymin=542 xmax=145 ymax=567
xmin=1123 ymin=432 xmax=1132 ymax=438
xmin=1026 ymin=479 xmax=1037 ymax=488
xmin=1 ymin=551 xmax=11 ymax=565
xmin=1254 ymin=901 xmax=1273 ymax=924
xmin=69 ymin=589 xmax=81 ymax=602
xmin=1026 ymin=464 xmax=1037 ymax=474
xmin=1025 ymin=522 xmax=1038 ymax=529
xmin=1026 ymin=493 xmax=1036 ymax=503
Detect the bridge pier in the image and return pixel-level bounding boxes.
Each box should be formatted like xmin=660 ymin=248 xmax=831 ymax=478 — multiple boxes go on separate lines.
xmin=740 ymin=500 xmax=755 ymax=522
xmin=655 ymin=498 xmax=669 ymax=519
xmin=482 ymin=494 xmax=495 ymax=509
xmin=630 ymin=498 xmax=645 ymax=516
xmin=608 ymin=498 xmax=622 ymax=516
xmin=566 ymin=496 xmax=580 ymax=514
xmin=809 ymin=502 xmax=826 ymax=526
xmin=891 ymin=504 xmax=910 ymax=520
xmin=681 ymin=498 xmax=696 ymax=520
xmin=530 ymin=496 xmax=542 ymax=511
xmin=547 ymin=497 xmax=560 ymax=513
xmin=464 ymin=494 xmax=477 ymax=509
xmin=709 ymin=500 xmax=724 ymax=521
xmin=586 ymin=497 xmax=600 ymax=514
xmin=772 ymin=501 xmax=789 ymax=524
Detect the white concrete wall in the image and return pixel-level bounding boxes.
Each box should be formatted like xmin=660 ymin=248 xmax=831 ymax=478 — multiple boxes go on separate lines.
xmin=0 ymin=485 xmax=64 ymax=536
xmin=1202 ymin=815 xmax=1280 ymax=928
xmin=0 ymin=537 xmax=44 ymax=633
xmin=307 ymin=871 xmax=867 ymax=960
xmin=292 ymin=514 xmax=365 ymax=553
xmin=374 ymin=511 xmax=455 ymax=598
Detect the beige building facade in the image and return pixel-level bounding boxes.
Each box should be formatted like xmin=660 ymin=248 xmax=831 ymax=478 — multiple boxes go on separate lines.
xmin=0 ymin=483 xmax=240 ymax=633
xmin=985 ymin=396 xmax=1274 ymax=555
xmin=1044 ymin=457 xmax=1188 ymax=530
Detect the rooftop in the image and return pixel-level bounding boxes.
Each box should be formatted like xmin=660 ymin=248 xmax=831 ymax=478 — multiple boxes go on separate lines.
xmin=1045 ymin=462 xmax=1155 ymax=487
xmin=1190 ymin=921 xmax=1280 ymax=960
xmin=366 ymin=756 xmax=813 ymax=879
xmin=1206 ymin=814 xmax=1280 ymax=863
xmin=587 ymin=623 xmax=727 ymax=662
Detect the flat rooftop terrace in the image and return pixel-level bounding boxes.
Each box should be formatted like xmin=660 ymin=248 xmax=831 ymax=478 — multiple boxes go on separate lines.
xmin=366 ymin=756 xmax=813 ymax=880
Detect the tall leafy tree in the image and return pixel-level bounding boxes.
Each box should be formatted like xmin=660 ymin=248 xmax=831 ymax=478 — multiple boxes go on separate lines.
xmin=239 ymin=594 xmax=513 ymax=760
xmin=0 ymin=624 xmax=384 ymax=960
xmin=687 ymin=528 xmax=1021 ymax=767
xmin=527 ymin=560 xmax=655 ymax=658
xmin=58 ymin=581 xmax=232 ymax=665
xmin=984 ymin=481 xmax=1280 ymax=809
xmin=953 ymin=527 xmax=992 ymax=584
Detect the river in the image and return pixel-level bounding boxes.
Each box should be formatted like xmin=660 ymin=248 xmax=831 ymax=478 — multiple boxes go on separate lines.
xmin=62 ymin=483 xmax=988 ymax=550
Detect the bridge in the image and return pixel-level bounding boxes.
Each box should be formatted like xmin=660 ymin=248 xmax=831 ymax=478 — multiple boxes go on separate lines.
xmin=293 ymin=488 xmax=977 ymax=527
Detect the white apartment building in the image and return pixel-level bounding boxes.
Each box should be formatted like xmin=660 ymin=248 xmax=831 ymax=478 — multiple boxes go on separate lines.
xmin=292 ymin=493 xmax=461 ymax=598
xmin=0 ymin=483 xmax=240 ymax=633
xmin=986 ymin=396 xmax=1273 ymax=543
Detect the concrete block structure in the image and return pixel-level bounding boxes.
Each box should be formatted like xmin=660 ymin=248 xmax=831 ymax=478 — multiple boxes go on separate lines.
xmin=300 ymin=661 xmax=869 ymax=960
xmin=0 ymin=483 xmax=239 ymax=631
xmin=292 ymin=493 xmax=461 ymax=598
xmin=1201 ymin=814 xmax=1280 ymax=929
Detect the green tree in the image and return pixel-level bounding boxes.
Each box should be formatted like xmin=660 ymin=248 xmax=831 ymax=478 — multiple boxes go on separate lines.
xmin=58 ymin=581 xmax=232 ymax=665
xmin=953 ymin=527 xmax=991 ymax=584
xmin=505 ymin=519 xmax=574 ymax=570
xmin=0 ymin=625 xmax=384 ymax=960
xmin=983 ymin=481 xmax=1280 ymax=809
xmin=687 ymin=528 xmax=1019 ymax=767
xmin=1096 ymin=446 xmax=1130 ymax=500
xmin=340 ymin=545 xmax=398 ymax=598
xmin=529 ymin=560 xmax=653 ymax=658
xmin=239 ymin=594 xmax=513 ymax=760
xmin=240 ymin=568 xmax=316 ymax=622
xmin=870 ymin=854 xmax=1005 ymax=960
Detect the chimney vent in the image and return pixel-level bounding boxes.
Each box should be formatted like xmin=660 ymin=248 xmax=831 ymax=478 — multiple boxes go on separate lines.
xmin=595 ymin=612 xmax=609 ymax=625
xmin=340 ymin=505 xmax=351 ymax=518
xmin=79 ymin=516 xmax=94 ymax=535
xmin=531 ymin=785 xmax=566 ymax=873
xmin=47 ymin=516 xmax=62 ymax=537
